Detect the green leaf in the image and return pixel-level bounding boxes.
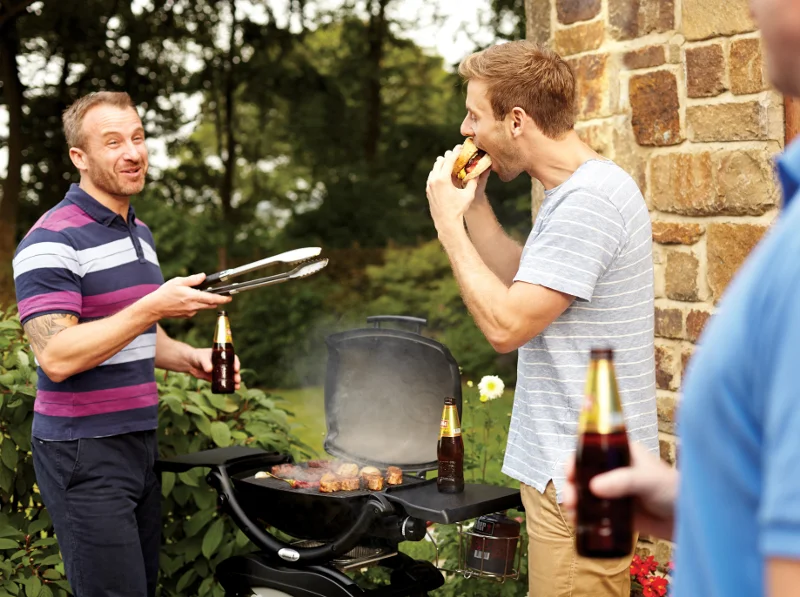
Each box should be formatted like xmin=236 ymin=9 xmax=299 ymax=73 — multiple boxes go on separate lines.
xmin=209 ymin=422 xmax=231 ymax=447
xmin=175 ymin=568 xmax=196 ymax=593
xmin=0 ymin=373 xmax=15 ymax=387
xmin=1 ymin=437 xmax=18 ymax=471
xmin=40 ymin=570 xmax=60 ymax=581
xmin=161 ymin=472 xmax=176 ymax=497
xmin=37 ymin=555 xmax=62 ymax=566
xmin=192 ymin=413 xmax=212 ymax=436
xmin=0 ymin=538 xmax=20 ymax=549
xmin=31 ymin=538 xmax=58 ymax=548
xmin=201 ymin=518 xmax=224 ymax=559
xmin=198 ymin=577 xmax=214 ymax=596
xmin=184 ymin=508 xmax=215 ymax=538
xmin=9 ymin=549 xmax=27 ymax=560
xmin=15 ymin=350 xmax=29 ymax=369
xmin=177 ymin=471 xmax=199 ymax=488
xmin=38 ymin=587 xmax=53 ymax=597
xmin=162 ymin=394 xmax=184 ymax=415
xmin=0 ymin=320 xmax=21 ymax=330
xmin=0 ymin=525 xmax=24 ymax=539
xmin=25 ymin=576 xmax=41 ymax=597
xmin=27 ymin=519 xmax=50 ymax=536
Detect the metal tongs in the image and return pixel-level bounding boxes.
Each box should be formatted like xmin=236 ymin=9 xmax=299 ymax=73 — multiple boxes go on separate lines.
xmin=202 ymin=247 xmax=329 ymax=296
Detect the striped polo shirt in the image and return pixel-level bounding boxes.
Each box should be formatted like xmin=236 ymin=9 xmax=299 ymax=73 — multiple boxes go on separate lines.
xmin=13 ymin=184 xmax=164 ymax=441
xmin=503 ymin=159 xmax=659 ymax=502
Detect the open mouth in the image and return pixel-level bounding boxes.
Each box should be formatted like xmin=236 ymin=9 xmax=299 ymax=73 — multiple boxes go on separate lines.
xmin=120 ymin=167 xmax=142 ymax=177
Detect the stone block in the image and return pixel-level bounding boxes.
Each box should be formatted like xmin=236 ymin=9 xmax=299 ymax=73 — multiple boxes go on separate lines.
xmin=655 ymin=306 xmax=683 ymax=339
xmin=630 ymin=70 xmax=682 ymax=146
xmin=655 ymin=345 xmax=677 ymax=391
xmin=623 ymin=45 xmax=666 ymax=69
xmin=526 ymin=0 xmax=552 ymax=44
xmin=687 ymin=102 xmax=768 ymax=142
xmin=652 ymin=222 xmax=704 ymax=245
xmin=665 ymin=250 xmax=699 ymax=301
xmin=554 ymin=20 xmax=605 ymax=56
xmin=557 ymin=0 xmax=602 ymax=25
xmin=650 ymin=153 xmax=717 ymax=215
xmin=610 ymin=0 xmax=674 ymax=41
xmin=685 ymin=44 xmax=726 ymax=98
xmin=729 ymin=38 xmax=767 ymax=95
xmin=682 ymin=346 xmax=694 ymax=377
xmin=657 ymin=393 xmax=676 ymax=433
xmin=683 ymin=0 xmax=756 ymax=40
xmin=659 ymin=436 xmax=677 ymax=465
xmin=707 ymin=223 xmax=768 ymax=301
xmin=712 ymin=149 xmax=779 ymax=216
xmin=576 ymin=121 xmax=614 ymax=156
xmin=686 ymin=309 xmax=711 ymax=342
xmin=569 ymin=53 xmax=614 ymax=120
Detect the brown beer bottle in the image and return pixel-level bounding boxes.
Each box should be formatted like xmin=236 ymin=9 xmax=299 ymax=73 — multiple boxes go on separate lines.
xmin=211 ymin=310 xmax=235 ymax=394
xmin=575 ymin=347 xmax=634 ymax=558
xmin=437 ymin=396 xmax=464 ymax=493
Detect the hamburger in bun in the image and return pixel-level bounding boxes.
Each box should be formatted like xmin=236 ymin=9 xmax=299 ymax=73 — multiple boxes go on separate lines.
xmin=452 ymin=138 xmax=492 ymax=186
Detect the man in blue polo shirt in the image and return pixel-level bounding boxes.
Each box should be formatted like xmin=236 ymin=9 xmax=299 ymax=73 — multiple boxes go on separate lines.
xmin=12 ymin=91 xmax=238 ymax=597
xmin=561 ymin=0 xmax=800 ymax=595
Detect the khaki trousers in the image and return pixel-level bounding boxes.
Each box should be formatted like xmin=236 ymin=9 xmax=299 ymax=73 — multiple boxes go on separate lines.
xmin=521 ymin=481 xmax=636 ymax=597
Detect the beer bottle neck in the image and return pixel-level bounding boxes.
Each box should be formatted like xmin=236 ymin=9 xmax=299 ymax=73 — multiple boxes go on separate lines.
xmin=439 ymin=404 xmax=461 ymax=438
xmin=579 ymin=358 xmax=625 ymax=434
xmin=214 ymin=316 xmax=233 ymax=345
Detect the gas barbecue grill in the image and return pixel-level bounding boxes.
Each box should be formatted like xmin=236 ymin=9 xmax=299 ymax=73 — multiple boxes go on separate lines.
xmin=158 ymin=316 xmax=523 ymax=596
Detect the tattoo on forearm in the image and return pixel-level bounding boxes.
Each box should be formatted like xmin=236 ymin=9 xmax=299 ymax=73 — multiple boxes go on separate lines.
xmin=23 ymin=313 xmax=78 ymax=355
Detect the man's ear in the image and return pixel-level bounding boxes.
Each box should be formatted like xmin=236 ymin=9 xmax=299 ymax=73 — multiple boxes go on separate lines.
xmin=68 ymin=147 xmax=87 ymax=171
xmin=509 ymin=107 xmax=528 ymax=139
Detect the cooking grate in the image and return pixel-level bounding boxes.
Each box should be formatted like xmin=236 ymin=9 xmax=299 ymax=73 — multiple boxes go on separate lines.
xmin=291 ymin=540 xmax=397 ymax=571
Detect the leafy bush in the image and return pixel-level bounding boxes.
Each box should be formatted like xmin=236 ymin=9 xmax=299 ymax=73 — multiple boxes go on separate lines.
xmin=0 ymin=307 xmax=69 ymax=597
xmin=0 ymin=307 xmax=309 ymax=597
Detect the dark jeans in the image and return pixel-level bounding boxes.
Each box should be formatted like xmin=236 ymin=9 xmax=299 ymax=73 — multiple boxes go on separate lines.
xmin=32 ymin=430 xmax=161 ymax=597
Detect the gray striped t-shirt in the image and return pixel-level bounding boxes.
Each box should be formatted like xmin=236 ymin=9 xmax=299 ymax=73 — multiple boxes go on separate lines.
xmin=502 ymin=159 xmax=659 ymax=502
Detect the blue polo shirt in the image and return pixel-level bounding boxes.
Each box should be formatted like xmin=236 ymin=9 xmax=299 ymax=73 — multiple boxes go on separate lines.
xmin=12 ymin=184 xmax=164 ymax=440
xmin=673 ymin=138 xmax=800 ymax=596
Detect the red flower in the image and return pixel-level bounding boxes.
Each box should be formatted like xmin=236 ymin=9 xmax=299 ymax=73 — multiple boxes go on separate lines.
xmin=650 ymin=577 xmax=668 ymax=597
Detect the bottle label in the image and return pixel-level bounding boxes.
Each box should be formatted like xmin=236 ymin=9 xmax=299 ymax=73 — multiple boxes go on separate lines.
xmin=214 ymin=316 xmax=233 ymax=344
xmin=439 ymin=405 xmax=462 ymax=438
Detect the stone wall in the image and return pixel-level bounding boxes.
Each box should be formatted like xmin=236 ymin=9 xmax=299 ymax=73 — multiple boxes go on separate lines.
xmin=525 ymin=0 xmax=787 ymax=568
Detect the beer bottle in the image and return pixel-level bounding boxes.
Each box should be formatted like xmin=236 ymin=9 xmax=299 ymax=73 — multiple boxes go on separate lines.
xmin=211 ymin=310 xmax=236 ymax=394
xmin=575 ymin=347 xmax=633 ymax=558
xmin=437 ymin=396 xmax=465 ymax=493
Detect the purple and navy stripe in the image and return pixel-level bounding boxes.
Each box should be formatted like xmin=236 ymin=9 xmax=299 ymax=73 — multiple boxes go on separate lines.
xmin=12 ymin=184 xmax=165 ymax=441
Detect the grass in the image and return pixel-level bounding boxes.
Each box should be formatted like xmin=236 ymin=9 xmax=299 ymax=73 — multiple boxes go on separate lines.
xmin=270 ymin=384 xmax=519 ymax=489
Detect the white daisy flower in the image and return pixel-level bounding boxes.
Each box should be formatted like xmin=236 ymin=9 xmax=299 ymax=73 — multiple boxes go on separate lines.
xmin=478 ymin=375 xmax=504 ymax=400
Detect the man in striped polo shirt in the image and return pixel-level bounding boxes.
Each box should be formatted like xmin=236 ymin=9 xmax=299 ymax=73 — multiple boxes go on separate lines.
xmin=13 ymin=91 xmax=237 ymax=597
xmin=426 ymin=42 xmax=658 ymax=596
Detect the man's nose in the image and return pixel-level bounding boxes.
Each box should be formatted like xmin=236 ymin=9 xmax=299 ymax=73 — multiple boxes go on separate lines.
xmin=460 ymin=115 xmax=473 ymax=137
xmin=123 ymin=140 xmax=143 ymax=161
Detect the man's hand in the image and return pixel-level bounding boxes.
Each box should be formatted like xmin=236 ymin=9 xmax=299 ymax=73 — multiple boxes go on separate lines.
xmin=143 ymin=273 xmax=231 ymax=319
xmin=562 ymin=441 xmax=678 ymax=541
xmin=185 ymin=347 xmax=242 ymax=390
xmin=426 ymin=145 xmax=484 ymax=237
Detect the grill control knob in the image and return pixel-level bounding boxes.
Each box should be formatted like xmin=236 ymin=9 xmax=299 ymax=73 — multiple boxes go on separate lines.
xmin=401 ymin=517 xmax=426 ymax=541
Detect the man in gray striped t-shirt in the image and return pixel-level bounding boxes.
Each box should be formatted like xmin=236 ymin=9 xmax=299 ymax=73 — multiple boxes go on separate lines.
xmin=426 ymin=40 xmax=658 ymax=597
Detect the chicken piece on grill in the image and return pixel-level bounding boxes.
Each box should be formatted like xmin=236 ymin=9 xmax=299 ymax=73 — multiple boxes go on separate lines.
xmin=340 ymin=476 xmax=361 ymax=491
xmin=294 ymin=480 xmax=320 ymax=490
xmin=271 ymin=463 xmax=296 ymax=478
xmin=364 ymin=474 xmax=384 ymax=491
xmin=359 ymin=466 xmax=380 ymax=479
xmin=336 ymin=463 xmax=359 ymax=478
xmin=319 ymin=473 xmax=341 ymax=493
xmin=307 ymin=460 xmax=332 ymax=469
xmin=386 ymin=466 xmax=403 ymax=485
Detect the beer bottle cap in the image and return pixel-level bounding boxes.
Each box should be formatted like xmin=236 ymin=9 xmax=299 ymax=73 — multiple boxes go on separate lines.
xmin=218 ymin=310 xmax=227 ymax=316
xmin=590 ymin=347 xmax=614 ymax=359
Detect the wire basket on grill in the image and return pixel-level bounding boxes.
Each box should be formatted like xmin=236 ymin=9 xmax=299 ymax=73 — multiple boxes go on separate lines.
xmin=427 ymin=512 xmax=519 ymax=583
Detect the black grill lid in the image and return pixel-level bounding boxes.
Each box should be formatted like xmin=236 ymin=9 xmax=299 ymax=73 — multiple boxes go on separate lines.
xmin=323 ymin=316 xmax=462 ymax=471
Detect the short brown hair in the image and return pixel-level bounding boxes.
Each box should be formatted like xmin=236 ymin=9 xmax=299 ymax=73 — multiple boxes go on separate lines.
xmin=458 ymin=41 xmax=575 ymax=138
xmin=62 ymin=91 xmax=138 ymax=149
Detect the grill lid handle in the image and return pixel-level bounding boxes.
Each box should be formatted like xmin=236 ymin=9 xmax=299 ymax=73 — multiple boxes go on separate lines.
xmin=207 ymin=466 xmax=394 ymax=567
xmin=366 ymin=315 xmax=427 ymax=334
